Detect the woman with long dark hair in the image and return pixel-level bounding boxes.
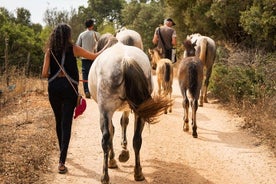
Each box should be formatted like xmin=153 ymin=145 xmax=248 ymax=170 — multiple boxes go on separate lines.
xmin=42 ymin=23 xmax=104 ymax=174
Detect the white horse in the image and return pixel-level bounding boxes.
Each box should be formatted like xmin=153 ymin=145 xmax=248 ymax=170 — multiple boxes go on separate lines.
xmin=115 ymin=27 xmax=144 ymax=50
xmin=184 ymin=33 xmax=216 ymax=106
xmin=88 ymin=33 xmax=171 ymax=184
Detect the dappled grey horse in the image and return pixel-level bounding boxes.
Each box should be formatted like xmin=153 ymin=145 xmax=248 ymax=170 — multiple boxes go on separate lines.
xmin=88 ymin=33 xmax=171 ymax=184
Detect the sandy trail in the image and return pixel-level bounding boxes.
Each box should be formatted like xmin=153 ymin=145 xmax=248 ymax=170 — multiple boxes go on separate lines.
xmin=44 ymin=78 xmax=276 ymax=184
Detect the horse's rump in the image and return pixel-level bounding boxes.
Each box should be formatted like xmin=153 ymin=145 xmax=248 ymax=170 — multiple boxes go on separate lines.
xmin=178 ymin=57 xmax=203 ymax=99
xmin=123 ymin=57 xmax=171 ymax=123
xmin=116 ymin=29 xmax=143 ymax=50
xmin=188 ymin=33 xmax=216 ymax=66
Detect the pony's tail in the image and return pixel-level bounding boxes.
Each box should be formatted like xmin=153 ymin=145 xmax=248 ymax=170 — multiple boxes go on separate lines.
xmin=199 ymin=38 xmax=207 ymax=65
xmin=188 ymin=62 xmax=198 ymax=99
xmin=164 ymin=62 xmax=171 ymax=82
xmin=123 ymin=57 xmax=172 ymax=123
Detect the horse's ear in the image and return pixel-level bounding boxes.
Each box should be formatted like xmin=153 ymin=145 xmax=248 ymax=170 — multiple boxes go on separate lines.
xmin=157 ymin=47 xmax=162 ymax=54
xmin=192 ymin=40 xmax=197 ymax=47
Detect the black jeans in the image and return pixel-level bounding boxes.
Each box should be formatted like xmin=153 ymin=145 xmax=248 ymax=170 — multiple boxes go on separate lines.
xmin=81 ymin=59 xmax=93 ymax=93
xmin=48 ymin=77 xmax=78 ymax=164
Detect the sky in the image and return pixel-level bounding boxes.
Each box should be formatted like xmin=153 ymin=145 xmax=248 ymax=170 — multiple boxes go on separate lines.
xmin=0 ymin=0 xmax=88 ymax=25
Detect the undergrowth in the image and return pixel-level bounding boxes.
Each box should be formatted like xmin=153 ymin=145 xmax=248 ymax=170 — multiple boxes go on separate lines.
xmin=209 ymin=46 xmax=276 ymax=155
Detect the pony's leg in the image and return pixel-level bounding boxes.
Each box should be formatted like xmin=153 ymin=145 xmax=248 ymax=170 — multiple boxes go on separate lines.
xmin=133 ymin=115 xmax=145 ymax=181
xmin=203 ymin=67 xmax=213 ymax=103
xmin=118 ymin=111 xmax=130 ymax=162
xmin=183 ymin=93 xmax=189 ymax=132
xmin=100 ymin=112 xmax=114 ymax=184
xmin=108 ymin=122 xmax=118 ymax=168
xmin=191 ymin=99 xmax=198 ymax=138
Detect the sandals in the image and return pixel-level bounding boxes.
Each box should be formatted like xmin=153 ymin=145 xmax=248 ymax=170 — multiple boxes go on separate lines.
xmin=58 ymin=163 xmax=68 ymax=174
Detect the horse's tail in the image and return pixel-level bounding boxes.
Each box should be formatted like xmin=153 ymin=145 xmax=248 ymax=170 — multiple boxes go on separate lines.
xmin=164 ymin=62 xmax=171 ymax=82
xmin=123 ymin=57 xmax=172 ymax=123
xmin=188 ymin=62 xmax=199 ymax=99
xmin=199 ymin=38 xmax=207 ymax=65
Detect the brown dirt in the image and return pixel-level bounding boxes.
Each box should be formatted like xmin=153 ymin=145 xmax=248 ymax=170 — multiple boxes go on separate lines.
xmin=44 ymin=78 xmax=275 ymax=184
xmin=1 ymin=77 xmax=275 ymax=184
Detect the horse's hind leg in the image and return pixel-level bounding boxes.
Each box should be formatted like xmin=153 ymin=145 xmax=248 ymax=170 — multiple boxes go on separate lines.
xmin=182 ymin=93 xmax=189 ymax=132
xmin=199 ymin=70 xmax=205 ymax=107
xmin=100 ymin=112 xmax=115 ymax=184
xmin=118 ymin=111 xmax=130 ymax=162
xmin=191 ymin=99 xmax=198 ymax=138
xmin=108 ymin=122 xmax=118 ymax=168
xmin=133 ymin=115 xmax=145 ymax=181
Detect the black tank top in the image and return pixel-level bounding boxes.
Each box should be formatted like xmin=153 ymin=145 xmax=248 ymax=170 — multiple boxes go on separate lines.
xmin=49 ymin=46 xmax=79 ymax=84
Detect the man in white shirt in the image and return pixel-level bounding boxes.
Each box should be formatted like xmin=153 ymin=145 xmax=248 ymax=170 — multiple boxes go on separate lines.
xmin=76 ymin=19 xmax=100 ymax=98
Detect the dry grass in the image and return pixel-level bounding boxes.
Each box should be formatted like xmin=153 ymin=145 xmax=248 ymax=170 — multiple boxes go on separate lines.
xmin=0 ymin=75 xmax=57 ymax=184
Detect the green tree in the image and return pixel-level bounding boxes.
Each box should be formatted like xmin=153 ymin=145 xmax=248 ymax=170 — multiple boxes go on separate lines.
xmin=121 ymin=1 xmax=164 ymax=51
xmin=240 ymin=0 xmax=276 ymax=50
xmin=16 ymin=7 xmax=31 ymax=26
xmin=43 ymin=8 xmax=70 ymax=28
xmin=0 ymin=7 xmax=44 ymax=76
xmin=86 ymin=0 xmax=125 ymax=26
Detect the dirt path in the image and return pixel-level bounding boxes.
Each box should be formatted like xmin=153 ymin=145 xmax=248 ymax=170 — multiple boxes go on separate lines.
xmin=44 ymin=78 xmax=275 ymax=184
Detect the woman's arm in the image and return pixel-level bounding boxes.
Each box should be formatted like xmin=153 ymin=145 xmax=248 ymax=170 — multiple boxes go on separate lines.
xmin=41 ymin=49 xmax=50 ymax=78
xmin=73 ymin=40 xmax=110 ymax=60
xmin=73 ymin=45 xmax=99 ymax=60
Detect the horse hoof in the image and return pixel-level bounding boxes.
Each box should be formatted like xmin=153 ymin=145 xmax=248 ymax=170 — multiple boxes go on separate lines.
xmin=199 ymin=104 xmax=203 ymax=107
xmin=183 ymin=123 xmax=189 ymax=132
xmin=108 ymin=159 xmax=118 ymax=168
xmin=183 ymin=127 xmax=189 ymax=132
xmin=192 ymin=133 xmax=198 ymax=138
xmin=134 ymin=167 xmax=145 ymax=181
xmin=135 ymin=174 xmax=145 ymax=181
xmin=118 ymin=149 xmax=129 ymax=162
xmin=101 ymin=175 xmax=110 ymax=184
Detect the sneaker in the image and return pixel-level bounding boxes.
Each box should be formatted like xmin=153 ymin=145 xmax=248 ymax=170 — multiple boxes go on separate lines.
xmin=58 ymin=163 xmax=68 ymax=174
xmin=85 ymin=92 xmax=91 ymax=99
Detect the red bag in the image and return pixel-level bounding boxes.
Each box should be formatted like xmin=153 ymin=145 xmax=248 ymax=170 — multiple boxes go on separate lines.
xmin=74 ymin=96 xmax=86 ymax=119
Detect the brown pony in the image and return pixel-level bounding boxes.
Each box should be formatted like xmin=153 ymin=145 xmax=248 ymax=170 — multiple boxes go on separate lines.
xmin=178 ymin=40 xmax=203 ymax=138
xmin=184 ymin=33 xmax=216 ymax=106
xmin=148 ymin=47 xmax=174 ymax=114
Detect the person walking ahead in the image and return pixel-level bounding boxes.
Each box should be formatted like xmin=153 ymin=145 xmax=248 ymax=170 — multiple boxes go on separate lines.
xmin=42 ymin=23 xmax=105 ymax=174
xmin=152 ymin=18 xmax=177 ymax=61
xmin=76 ymin=19 xmax=100 ymax=98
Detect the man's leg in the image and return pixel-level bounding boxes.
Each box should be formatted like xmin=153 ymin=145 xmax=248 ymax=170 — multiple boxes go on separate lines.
xmin=82 ymin=59 xmax=93 ymax=98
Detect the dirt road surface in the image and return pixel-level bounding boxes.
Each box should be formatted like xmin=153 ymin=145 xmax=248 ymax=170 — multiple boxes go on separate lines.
xmin=43 ymin=78 xmax=275 ymax=184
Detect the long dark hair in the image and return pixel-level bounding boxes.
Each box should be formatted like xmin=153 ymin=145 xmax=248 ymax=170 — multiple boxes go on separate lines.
xmin=45 ymin=23 xmax=73 ymax=56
